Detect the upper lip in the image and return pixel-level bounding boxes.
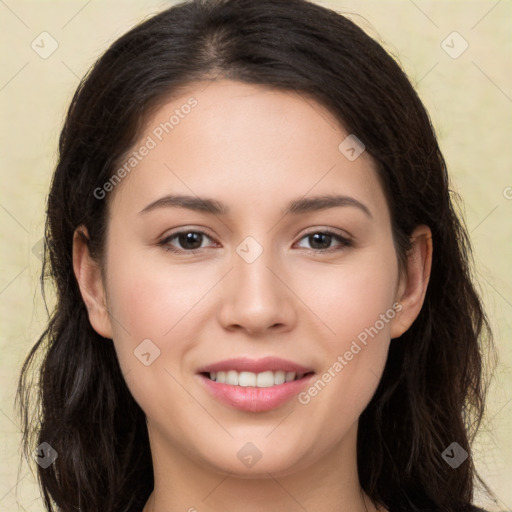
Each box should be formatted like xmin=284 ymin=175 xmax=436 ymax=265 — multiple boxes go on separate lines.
xmin=196 ymin=357 xmax=314 ymax=374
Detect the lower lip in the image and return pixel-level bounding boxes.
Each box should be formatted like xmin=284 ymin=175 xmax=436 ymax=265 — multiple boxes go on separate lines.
xmin=197 ymin=373 xmax=315 ymax=412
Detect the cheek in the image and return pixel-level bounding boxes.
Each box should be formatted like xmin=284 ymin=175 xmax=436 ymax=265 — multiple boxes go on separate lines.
xmin=105 ymin=246 xmax=213 ymax=340
xmin=296 ymin=246 xmax=399 ymax=341
xmin=294 ymin=246 xmax=398 ymax=416
xmin=103 ymin=258 xmax=199 ymax=423
xmin=103 ymin=247 xmax=217 ymax=397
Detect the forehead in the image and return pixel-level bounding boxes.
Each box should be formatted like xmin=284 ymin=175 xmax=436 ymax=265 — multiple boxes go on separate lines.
xmin=108 ymin=79 xmax=388 ymax=223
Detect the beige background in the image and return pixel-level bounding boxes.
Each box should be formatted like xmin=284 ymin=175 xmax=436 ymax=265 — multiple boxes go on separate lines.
xmin=1 ymin=0 xmax=511 ymax=510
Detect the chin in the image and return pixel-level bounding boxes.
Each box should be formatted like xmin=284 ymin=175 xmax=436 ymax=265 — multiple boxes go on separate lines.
xmin=193 ymin=439 xmax=316 ymax=479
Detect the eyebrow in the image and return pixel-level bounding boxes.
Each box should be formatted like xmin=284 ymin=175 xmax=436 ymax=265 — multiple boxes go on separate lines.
xmin=139 ymin=193 xmax=372 ymax=219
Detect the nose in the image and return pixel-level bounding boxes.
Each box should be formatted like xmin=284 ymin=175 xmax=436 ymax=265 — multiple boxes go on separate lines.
xmin=217 ymin=244 xmax=297 ymax=336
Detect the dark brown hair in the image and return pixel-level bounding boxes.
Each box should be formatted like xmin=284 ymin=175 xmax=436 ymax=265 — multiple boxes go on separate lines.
xmin=18 ymin=0 xmax=495 ymax=511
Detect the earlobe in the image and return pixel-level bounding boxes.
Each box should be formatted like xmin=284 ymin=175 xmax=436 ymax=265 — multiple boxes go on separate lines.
xmin=390 ymin=225 xmax=433 ymax=339
xmin=72 ymin=226 xmax=113 ymax=339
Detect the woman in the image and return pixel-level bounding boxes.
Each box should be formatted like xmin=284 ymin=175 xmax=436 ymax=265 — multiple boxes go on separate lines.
xmin=18 ymin=0 xmax=496 ymax=511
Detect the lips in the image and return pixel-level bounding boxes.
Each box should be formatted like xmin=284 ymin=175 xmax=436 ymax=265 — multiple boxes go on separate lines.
xmin=196 ymin=357 xmax=315 ymax=412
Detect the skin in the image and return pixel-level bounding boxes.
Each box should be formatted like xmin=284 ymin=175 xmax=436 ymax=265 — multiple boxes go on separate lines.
xmin=73 ymin=79 xmax=432 ymax=512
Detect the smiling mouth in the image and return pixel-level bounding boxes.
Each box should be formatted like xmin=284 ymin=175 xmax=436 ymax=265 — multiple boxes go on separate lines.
xmin=201 ymin=370 xmax=314 ymax=387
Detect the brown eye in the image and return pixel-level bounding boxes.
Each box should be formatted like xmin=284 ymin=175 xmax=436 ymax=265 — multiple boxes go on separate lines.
xmin=296 ymin=230 xmax=352 ymax=253
xmin=160 ymin=230 xmax=215 ymax=253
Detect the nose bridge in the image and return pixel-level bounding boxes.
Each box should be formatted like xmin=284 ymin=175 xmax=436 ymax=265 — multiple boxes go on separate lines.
xmin=234 ymin=233 xmax=281 ymax=306
xmin=218 ymin=233 xmax=295 ymax=333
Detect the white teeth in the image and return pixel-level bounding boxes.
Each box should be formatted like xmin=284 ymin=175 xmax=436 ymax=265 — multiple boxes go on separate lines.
xmin=274 ymin=370 xmax=286 ymax=385
xmin=238 ymin=371 xmax=256 ymax=387
xmin=208 ymin=370 xmax=306 ymax=387
xmin=226 ymin=370 xmax=239 ymax=386
xmin=256 ymin=371 xmax=275 ymax=388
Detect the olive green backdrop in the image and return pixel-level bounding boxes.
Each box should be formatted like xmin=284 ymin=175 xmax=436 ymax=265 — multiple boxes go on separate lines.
xmin=1 ymin=1 xmax=511 ymax=510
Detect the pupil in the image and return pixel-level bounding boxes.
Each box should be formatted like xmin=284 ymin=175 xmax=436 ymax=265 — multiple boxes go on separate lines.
xmin=310 ymin=233 xmax=331 ymax=249
xmin=179 ymin=232 xmax=202 ymax=250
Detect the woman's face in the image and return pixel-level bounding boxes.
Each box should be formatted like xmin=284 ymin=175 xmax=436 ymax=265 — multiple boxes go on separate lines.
xmin=78 ymin=79 xmax=425 ymax=478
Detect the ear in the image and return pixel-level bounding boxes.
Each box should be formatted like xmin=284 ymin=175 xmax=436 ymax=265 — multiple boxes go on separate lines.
xmin=72 ymin=226 xmax=113 ymax=339
xmin=390 ymin=225 xmax=433 ymax=339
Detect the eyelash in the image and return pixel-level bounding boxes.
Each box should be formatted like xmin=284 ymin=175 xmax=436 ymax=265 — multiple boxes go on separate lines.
xmin=158 ymin=228 xmax=353 ymax=255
